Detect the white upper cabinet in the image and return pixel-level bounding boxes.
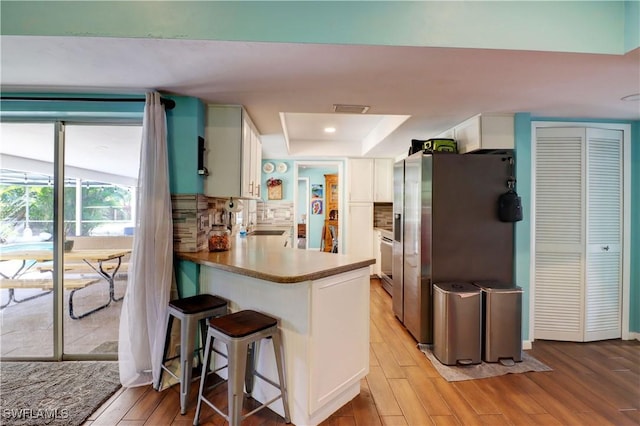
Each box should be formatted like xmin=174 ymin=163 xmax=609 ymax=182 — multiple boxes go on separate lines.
xmin=204 ymin=105 xmax=262 ymax=199
xmin=348 ymin=158 xmax=374 ymax=202
xmin=348 ymin=158 xmax=394 ymax=203
xmin=453 ymin=114 xmax=514 ymax=154
xmin=374 ymin=158 xmax=393 ymax=202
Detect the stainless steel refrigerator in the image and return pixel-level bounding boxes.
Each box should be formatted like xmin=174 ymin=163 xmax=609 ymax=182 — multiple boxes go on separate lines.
xmin=392 ymin=152 xmax=514 ymax=343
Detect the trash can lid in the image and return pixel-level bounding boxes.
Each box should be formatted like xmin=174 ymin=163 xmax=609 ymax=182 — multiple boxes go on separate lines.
xmin=472 ymin=281 xmax=522 ymax=292
xmin=434 ymin=282 xmax=479 ymax=294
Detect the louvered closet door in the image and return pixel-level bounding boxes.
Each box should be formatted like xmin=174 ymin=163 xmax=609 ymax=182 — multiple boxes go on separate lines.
xmin=534 ymin=127 xmax=623 ymax=342
xmin=585 ymin=128 xmax=622 ymax=341
xmin=534 ymin=127 xmax=586 ymax=341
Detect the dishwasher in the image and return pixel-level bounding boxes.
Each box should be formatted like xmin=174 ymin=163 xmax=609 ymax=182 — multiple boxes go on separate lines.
xmin=380 ymin=233 xmax=393 ymax=295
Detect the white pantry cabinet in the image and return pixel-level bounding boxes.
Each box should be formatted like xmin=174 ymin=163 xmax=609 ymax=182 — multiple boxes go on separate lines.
xmin=204 ymin=105 xmax=262 ymax=199
xmin=453 ymin=114 xmax=514 ymax=154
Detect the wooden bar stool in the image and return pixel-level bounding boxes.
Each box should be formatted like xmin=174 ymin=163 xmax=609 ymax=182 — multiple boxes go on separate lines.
xmin=155 ymin=294 xmax=228 ymax=415
xmin=193 ymin=310 xmax=291 ymax=426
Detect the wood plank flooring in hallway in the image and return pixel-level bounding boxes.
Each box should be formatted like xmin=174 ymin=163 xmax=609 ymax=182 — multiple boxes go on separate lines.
xmin=85 ymin=278 xmax=640 ymax=425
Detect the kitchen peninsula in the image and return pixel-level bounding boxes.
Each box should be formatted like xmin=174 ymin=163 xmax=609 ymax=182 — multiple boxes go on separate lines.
xmin=178 ymin=235 xmax=375 ymax=426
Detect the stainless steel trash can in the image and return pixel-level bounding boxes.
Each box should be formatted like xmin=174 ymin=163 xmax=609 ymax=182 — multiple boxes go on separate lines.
xmin=473 ymin=281 xmax=523 ymax=363
xmin=433 ymin=282 xmax=482 ymax=366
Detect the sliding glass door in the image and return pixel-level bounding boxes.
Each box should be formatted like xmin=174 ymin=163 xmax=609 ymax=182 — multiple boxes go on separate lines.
xmin=0 ymin=121 xmax=141 ymax=360
xmin=0 ymin=122 xmax=56 ymax=358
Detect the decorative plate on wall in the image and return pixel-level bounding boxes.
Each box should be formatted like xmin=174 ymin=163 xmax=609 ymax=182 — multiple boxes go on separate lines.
xmin=263 ymin=162 xmax=275 ymax=174
xmin=276 ymin=162 xmax=288 ymax=173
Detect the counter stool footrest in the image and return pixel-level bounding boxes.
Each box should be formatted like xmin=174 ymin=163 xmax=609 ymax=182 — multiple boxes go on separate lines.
xmin=159 ymin=366 xmax=180 ymax=382
xmin=243 ymin=394 xmax=285 ymax=420
xmin=253 ymin=370 xmax=281 ymax=390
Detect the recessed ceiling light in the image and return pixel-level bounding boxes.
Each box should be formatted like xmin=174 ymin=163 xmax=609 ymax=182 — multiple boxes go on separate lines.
xmin=621 ymin=93 xmax=640 ymax=101
xmin=324 ymin=127 xmax=336 ymax=133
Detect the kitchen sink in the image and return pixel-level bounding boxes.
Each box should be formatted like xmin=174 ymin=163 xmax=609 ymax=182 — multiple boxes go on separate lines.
xmin=250 ymin=230 xmax=286 ymax=236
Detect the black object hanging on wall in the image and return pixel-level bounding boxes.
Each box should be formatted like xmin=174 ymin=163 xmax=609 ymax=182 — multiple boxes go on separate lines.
xmin=498 ymin=156 xmax=523 ymax=222
xmin=197 ymin=136 xmax=208 ymax=176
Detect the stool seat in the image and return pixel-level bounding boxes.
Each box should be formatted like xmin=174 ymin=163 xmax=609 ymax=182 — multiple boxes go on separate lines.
xmin=209 ymin=309 xmax=277 ymax=338
xmin=170 ymin=294 xmax=227 ymax=314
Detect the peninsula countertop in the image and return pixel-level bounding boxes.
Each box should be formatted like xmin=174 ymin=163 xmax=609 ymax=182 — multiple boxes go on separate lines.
xmin=177 ymin=235 xmax=375 ymax=284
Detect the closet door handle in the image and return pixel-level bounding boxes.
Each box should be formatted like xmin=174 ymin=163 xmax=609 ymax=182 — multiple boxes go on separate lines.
xmin=602 ymin=245 xmax=610 ymax=252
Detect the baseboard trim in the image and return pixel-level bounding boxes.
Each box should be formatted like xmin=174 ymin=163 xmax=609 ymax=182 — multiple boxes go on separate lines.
xmin=523 ymin=340 xmax=533 ymax=350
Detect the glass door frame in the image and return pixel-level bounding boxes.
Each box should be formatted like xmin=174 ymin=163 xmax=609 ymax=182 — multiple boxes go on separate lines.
xmin=1 ymin=118 xmax=140 ymax=361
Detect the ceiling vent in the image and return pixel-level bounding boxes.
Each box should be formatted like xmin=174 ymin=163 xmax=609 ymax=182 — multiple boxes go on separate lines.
xmin=332 ymin=104 xmax=370 ymax=114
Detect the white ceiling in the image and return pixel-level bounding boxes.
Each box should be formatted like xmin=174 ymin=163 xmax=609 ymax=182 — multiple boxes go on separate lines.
xmin=1 ymin=35 xmax=639 ymax=161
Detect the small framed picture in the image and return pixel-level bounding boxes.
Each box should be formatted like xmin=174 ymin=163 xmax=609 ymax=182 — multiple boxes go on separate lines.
xmin=311 ymin=199 xmax=323 ymax=215
xmin=311 ymin=184 xmax=323 ymax=199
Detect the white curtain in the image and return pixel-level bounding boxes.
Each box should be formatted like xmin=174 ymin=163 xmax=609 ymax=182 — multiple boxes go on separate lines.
xmin=118 ymin=92 xmax=173 ymax=387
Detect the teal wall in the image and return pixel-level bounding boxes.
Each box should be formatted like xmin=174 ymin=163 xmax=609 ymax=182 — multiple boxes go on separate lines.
xmin=165 ymin=96 xmax=205 ymax=298
xmin=2 ymin=1 xmax=636 ymax=54
xmin=166 ymin=96 xmax=205 ymax=195
xmin=260 ymin=160 xmax=294 ymax=201
xmin=625 ymin=0 xmax=640 ymax=53
xmin=513 ymin=113 xmax=532 ymax=340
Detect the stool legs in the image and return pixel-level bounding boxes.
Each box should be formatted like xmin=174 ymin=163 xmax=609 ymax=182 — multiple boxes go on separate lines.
xmin=271 ymin=332 xmax=291 ymax=423
xmin=244 ymin=342 xmax=256 ymax=394
xmin=179 ymin=314 xmax=199 ymax=415
xmin=193 ymin=325 xmax=291 ymax=425
xmin=154 ymin=311 xmax=174 ymax=390
xmin=228 ymin=340 xmax=249 ymax=426
xmin=193 ymin=330 xmax=213 ymax=425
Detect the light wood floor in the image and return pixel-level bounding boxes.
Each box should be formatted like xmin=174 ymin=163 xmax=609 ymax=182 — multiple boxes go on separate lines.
xmin=86 ymin=278 xmax=640 ymax=426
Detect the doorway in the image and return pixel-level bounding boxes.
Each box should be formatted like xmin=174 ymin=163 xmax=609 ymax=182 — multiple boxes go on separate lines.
xmin=293 ymin=161 xmax=344 ymax=252
xmin=296 ymin=177 xmax=309 ymax=249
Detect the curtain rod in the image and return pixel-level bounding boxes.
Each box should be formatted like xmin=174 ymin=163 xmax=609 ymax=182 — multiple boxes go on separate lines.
xmin=0 ymin=96 xmax=176 ymax=110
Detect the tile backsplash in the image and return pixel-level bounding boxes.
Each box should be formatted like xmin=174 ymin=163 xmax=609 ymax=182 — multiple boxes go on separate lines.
xmin=374 ymin=203 xmax=393 ymax=231
xmin=257 ymin=201 xmax=294 ymax=227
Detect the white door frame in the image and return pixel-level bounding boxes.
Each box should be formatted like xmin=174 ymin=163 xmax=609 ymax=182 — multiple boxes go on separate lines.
xmin=293 ymin=160 xmax=344 ymax=252
xmin=530 ymin=121 xmax=631 ymax=341
xmin=297 ymin=176 xmax=310 ymax=249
